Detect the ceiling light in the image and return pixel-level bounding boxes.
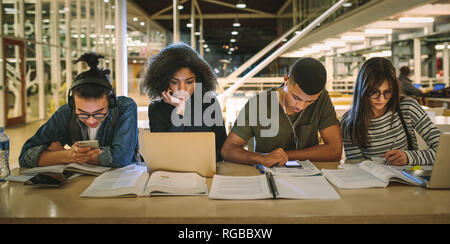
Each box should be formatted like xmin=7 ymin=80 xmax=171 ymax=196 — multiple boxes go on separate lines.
xmin=399 ymin=17 xmax=434 ymax=23
xmin=133 ymin=17 xmax=138 ymax=22
xmin=230 ymin=38 xmax=236 ymax=43
xmin=365 ymin=29 xmax=392 ymax=35
xmin=195 ymin=32 xmax=201 ymax=36
xmin=178 ymin=5 xmax=184 ymax=10
xmin=325 ymin=40 xmax=346 ymax=47
xmin=435 ymin=45 xmax=450 ymax=50
xmin=186 ymin=23 xmax=193 ymax=28
xmin=231 ymin=31 xmax=239 ymax=35
xmin=369 ymin=50 xmax=392 ymax=57
xmin=236 ymin=0 xmax=246 ymax=9
xmin=233 ymin=19 xmax=241 ymax=27
xmin=343 ymin=3 xmax=352 ymax=7
xmin=341 ymin=35 xmax=365 ymax=41
xmin=140 ymin=22 xmax=145 ymax=26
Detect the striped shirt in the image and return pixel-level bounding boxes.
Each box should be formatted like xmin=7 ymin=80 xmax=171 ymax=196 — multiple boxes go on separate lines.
xmin=341 ymin=97 xmax=440 ymax=165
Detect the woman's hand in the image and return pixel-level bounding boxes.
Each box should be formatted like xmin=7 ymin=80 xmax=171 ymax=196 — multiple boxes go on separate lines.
xmin=161 ymin=89 xmax=183 ymax=107
xmin=383 ymin=150 xmax=408 ymax=166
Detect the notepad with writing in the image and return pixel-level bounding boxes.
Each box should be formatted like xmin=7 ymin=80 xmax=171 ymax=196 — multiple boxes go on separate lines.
xmin=21 ymin=163 xmax=111 ymax=176
xmin=208 ymin=173 xmax=340 ymax=200
xmin=80 ymin=165 xmax=208 ymax=198
xmin=322 ymin=160 xmax=421 ymax=188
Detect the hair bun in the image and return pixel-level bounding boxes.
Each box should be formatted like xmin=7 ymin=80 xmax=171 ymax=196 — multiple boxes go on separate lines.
xmin=75 ymin=52 xmax=104 ymax=70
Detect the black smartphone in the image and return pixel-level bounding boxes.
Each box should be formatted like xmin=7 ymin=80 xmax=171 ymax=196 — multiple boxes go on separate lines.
xmin=24 ymin=172 xmax=71 ymax=188
xmin=285 ymin=160 xmax=302 ymax=168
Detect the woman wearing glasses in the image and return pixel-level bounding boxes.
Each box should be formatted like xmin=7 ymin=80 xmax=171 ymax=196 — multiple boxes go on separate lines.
xmin=19 ymin=53 xmax=140 ymax=168
xmin=340 ymin=57 xmax=440 ymax=166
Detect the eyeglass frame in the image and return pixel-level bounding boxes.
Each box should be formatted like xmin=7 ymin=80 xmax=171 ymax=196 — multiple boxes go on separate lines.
xmin=75 ymin=111 xmax=108 ymax=120
xmin=368 ymin=89 xmax=392 ymax=99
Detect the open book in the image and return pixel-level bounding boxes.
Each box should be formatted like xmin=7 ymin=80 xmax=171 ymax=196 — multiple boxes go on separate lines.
xmin=21 ymin=163 xmax=111 ymax=176
xmin=322 ymin=160 xmax=421 ymax=188
xmin=81 ymin=165 xmax=208 ymax=198
xmin=208 ymin=173 xmax=340 ymax=200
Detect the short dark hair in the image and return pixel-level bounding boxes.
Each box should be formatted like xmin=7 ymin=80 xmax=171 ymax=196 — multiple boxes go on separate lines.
xmin=289 ymin=57 xmax=327 ymax=95
xmin=399 ymin=66 xmax=410 ymax=77
xmin=142 ymin=42 xmax=217 ymax=99
xmin=72 ymin=84 xmax=109 ymax=99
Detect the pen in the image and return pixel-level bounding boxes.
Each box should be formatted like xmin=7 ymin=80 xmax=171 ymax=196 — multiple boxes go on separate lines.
xmin=255 ymin=164 xmax=266 ymax=174
xmin=265 ymin=172 xmax=278 ymax=199
xmin=385 ymin=134 xmax=399 ymax=165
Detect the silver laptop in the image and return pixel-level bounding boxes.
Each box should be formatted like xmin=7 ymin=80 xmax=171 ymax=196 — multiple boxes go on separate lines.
xmin=139 ymin=130 xmax=216 ymax=177
xmin=426 ymin=132 xmax=450 ymax=189
xmin=404 ymin=132 xmax=450 ymax=189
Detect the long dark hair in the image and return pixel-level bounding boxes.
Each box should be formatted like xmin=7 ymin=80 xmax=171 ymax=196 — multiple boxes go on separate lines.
xmin=142 ymin=42 xmax=217 ymax=99
xmin=341 ymin=57 xmax=400 ymax=149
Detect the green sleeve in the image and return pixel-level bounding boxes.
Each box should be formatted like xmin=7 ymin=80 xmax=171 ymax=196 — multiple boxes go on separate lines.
xmin=230 ymin=100 xmax=255 ymax=141
xmin=318 ymin=90 xmax=340 ymax=131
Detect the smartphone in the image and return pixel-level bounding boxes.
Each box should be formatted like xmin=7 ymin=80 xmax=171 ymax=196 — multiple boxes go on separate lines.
xmin=24 ymin=172 xmax=71 ymax=188
xmin=77 ymin=140 xmax=99 ymax=149
xmin=285 ymin=160 xmax=302 ymax=168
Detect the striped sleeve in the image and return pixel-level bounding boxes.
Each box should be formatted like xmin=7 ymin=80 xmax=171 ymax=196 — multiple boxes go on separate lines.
xmin=401 ymin=98 xmax=441 ymax=166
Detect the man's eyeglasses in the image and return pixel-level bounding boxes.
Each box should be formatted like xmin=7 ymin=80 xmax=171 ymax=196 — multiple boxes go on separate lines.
xmin=368 ymin=90 xmax=392 ymax=99
xmin=76 ymin=112 xmax=108 ymax=120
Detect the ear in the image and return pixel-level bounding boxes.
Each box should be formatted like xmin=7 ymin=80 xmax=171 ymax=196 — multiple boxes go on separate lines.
xmin=283 ymin=74 xmax=289 ymax=83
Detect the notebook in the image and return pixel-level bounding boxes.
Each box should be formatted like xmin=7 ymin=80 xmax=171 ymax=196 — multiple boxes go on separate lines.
xmin=139 ymin=131 xmax=216 ymax=177
xmin=208 ymin=172 xmax=340 ymax=200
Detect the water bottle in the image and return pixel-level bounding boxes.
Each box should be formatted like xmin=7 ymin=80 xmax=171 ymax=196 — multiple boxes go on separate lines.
xmin=0 ymin=127 xmax=10 ymax=181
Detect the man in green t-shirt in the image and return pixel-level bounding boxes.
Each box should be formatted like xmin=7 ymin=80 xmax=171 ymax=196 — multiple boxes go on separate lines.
xmin=221 ymin=57 xmax=342 ymax=167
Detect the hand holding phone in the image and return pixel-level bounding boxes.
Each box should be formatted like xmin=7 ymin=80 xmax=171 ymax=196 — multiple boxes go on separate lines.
xmin=76 ymin=140 xmax=99 ymax=149
xmin=69 ymin=140 xmax=101 ymax=164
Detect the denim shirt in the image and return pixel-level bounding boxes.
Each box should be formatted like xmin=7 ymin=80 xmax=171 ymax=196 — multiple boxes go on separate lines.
xmin=19 ymin=96 xmax=139 ymax=168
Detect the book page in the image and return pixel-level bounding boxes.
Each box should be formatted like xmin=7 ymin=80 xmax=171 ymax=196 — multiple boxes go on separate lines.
xmin=81 ymin=165 xmax=149 ymax=198
xmin=359 ymin=161 xmax=418 ymax=185
xmin=208 ymin=175 xmax=271 ymax=200
xmin=144 ymin=171 xmax=207 ymax=195
xmin=21 ymin=165 xmax=66 ymax=175
xmin=65 ymin=163 xmax=111 ymax=175
xmin=21 ymin=163 xmax=111 ymax=176
xmin=275 ymin=175 xmax=340 ymax=200
xmin=322 ymin=168 xmax=387 ymax=188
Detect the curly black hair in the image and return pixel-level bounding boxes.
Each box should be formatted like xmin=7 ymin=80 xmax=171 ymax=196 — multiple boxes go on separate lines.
xmin=142 ymin=42 xmax=217 ymax=99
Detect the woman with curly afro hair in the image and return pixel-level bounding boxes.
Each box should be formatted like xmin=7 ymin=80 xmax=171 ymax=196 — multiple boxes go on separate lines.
xmin=142 ymin=42 xmax=226 ymax=161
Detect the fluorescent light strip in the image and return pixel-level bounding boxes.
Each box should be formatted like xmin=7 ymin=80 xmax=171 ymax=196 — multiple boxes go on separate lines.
xmin=399 ymin=17 xmax=434 ymax=23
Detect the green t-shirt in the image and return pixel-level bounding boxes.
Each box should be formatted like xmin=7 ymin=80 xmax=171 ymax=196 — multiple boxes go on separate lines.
xmin=230 ymin=88 xmax=339 ymax=153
